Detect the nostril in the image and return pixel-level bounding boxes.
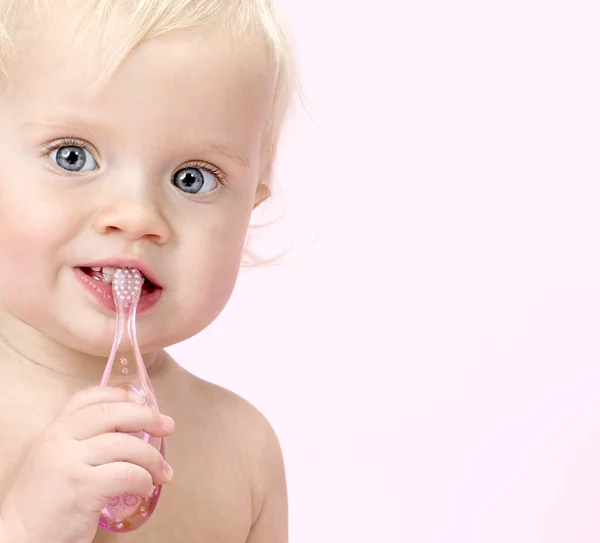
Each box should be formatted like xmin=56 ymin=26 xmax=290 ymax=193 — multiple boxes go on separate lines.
xmin=91 ymin=206 xmax=171 ymax=244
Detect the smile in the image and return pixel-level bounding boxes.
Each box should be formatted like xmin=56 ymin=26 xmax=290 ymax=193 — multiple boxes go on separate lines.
xmin=81 ymin=266 xmax=157 ymax=296
xmin=74 ymin=267 xmax=162 ymax=314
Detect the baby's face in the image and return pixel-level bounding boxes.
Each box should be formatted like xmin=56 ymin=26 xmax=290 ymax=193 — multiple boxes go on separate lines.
xmin=0 ymin=9 xmax=274 ymax=355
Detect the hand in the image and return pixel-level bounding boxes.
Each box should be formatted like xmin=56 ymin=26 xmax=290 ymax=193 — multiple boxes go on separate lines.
xmin=0 ymin=386 xmax=175 ymax=543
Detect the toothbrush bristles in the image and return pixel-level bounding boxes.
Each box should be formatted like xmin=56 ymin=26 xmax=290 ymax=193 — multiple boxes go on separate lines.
xmin=112 ymin=268 xmax=144 ymax=307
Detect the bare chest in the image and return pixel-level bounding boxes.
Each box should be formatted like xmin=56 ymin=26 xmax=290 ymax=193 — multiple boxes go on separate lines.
xmin=0 ymin=425 xmax=254 ymax=543
xmin=91 ymin=477 xmax=252 ymax=543
xmin=0 ymin=361 xmax=259 ymax=543
xmin=92 ymin=474 xmax=252 ymax=543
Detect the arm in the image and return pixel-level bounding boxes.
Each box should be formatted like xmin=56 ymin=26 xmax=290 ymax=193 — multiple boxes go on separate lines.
xmin=245 ymin=423 xmax=288 ymax=543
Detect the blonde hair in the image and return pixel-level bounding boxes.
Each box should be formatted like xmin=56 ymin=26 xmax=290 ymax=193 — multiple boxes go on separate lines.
xmin=0 ymin=0 xmax=296 ymax=174
xmin=0 ymin=0 xmax=298 ymax=264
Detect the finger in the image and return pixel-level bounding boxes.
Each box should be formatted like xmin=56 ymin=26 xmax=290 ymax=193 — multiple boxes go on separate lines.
xmin=55 ymin=386 xmax=143 ymax=421
xmin=82 ymin=433 xmax=172 ymax=486
xmin=64 ymin=401 xmax=174 ymax=440
xmin=86 ymin=462 xmax=157 ymax=509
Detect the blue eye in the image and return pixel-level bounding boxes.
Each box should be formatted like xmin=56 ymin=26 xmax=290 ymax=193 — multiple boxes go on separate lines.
xmin=50 ymin=146 xmax=97 ymax=172
xmin=172 ymin=167 xmax=218 ymax=194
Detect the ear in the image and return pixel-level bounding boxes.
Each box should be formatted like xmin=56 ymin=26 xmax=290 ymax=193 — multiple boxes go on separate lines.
xmin=253 ymin=183 xmax=271 ymax=209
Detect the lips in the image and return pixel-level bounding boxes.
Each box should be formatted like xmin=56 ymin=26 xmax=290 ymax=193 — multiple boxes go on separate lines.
xmin=78 ymin=258 xmax=163 ymax=289
xmin=73 ymin=261 xmax=162 ymax=314
xmin=80 ymin=266 xmax=156 ymax=296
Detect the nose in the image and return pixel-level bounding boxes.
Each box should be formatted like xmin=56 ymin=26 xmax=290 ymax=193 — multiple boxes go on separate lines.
xmin=91 ymin=197 xmax=171 ymax=245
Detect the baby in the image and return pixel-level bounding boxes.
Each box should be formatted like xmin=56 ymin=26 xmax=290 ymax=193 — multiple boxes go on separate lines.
xmin=0 ymin=1 xmax=295 ymax=542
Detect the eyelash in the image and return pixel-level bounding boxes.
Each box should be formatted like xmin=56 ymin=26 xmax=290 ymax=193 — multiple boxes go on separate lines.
xmin=43 ymin=135 xmax=92 ymax=158
xmin=181 ymin=160 xmax=227 ymax=185
xmin=42 ymin=137 xmax=228 ymax=185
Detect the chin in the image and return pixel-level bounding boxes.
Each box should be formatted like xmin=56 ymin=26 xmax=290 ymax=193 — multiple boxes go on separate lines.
xmin=59 ymin=317 xmax=179 ymax=358
xmin=53 ymin=328 xmax=118 ymax=358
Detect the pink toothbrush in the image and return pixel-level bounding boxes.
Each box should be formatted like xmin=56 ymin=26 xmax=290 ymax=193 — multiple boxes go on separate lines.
xmin=98 ymin=268 xmax=164 ymax=533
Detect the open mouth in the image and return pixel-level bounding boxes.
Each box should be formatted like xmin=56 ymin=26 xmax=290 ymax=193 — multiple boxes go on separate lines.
xmin=80 ymin=266 xmax=158 ymax=296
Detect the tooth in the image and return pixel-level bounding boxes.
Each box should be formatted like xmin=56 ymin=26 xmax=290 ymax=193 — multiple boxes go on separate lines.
xmin=91 ymin=266 xmax=101 ymax=272
xmin=102 ymin=267 xmax=117 ymax=284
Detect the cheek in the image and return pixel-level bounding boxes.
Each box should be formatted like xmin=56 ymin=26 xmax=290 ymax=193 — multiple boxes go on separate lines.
xmin=0 ymin=218 xmax=52 ymax=318
xmin=0 ymin=171 xmax=74 ymax=308
xmin=163 ymin=197 xmax=253 ymax=341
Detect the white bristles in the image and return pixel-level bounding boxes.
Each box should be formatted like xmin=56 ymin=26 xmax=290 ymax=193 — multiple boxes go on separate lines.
xmin=112 ymin=268 xmax=143 ymax=307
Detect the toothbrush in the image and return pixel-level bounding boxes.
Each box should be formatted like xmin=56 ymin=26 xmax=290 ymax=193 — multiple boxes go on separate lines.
xmin=98 ymin=267 xmax=165 ymax=533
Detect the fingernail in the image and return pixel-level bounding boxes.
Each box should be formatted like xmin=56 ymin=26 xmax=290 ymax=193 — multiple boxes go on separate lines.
xmin=161 ymin=414 xmax=175 ymax=428
xmin=164 ymin=463 xmax=173 ymax=477
xmin=129 ymin=392 xmax=145 ymax=404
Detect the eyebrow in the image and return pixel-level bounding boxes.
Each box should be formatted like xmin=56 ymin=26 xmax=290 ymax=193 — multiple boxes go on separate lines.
xmin=203 ymin=142 xmax=250 ymax=168
xmin=20 ymin=119 xmax=251 ymax=169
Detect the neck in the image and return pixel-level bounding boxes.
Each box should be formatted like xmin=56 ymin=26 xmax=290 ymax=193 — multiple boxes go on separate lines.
xmin=0 ymin=308 xmax=164 ymax=385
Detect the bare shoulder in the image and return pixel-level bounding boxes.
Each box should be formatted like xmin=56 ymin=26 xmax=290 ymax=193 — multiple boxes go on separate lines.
xmin=158 ymin=357 xmax=288 ymax=542
xmin=166 ymin=360 xmax=279 ymax=452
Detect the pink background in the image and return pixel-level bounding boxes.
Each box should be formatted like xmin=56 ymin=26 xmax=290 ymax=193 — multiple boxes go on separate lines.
xmin=168 ymin=1 xmax=600 ymax=542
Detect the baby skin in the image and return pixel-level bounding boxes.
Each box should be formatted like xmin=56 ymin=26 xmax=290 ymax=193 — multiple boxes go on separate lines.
xmin=0 ymin=4 xmax=286 ymax=543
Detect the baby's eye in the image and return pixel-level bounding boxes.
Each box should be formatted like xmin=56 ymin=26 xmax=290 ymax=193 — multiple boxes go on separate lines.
xmin=172 ymin=167 xmax=218 ymax=195
xmin=49 ymin=146 xmax=98 ymax=172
